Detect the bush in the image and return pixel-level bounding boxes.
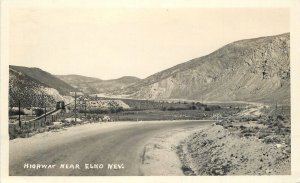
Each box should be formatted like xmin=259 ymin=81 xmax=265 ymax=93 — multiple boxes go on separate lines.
xmin=239 ymin=125 xmax=246 ymax=130
xmin=215 ymin=121 xmax=223 ymax=126
xmin=273 ymin=121 xmax=285 ymax=128
xmin=241 ymin=127 xmax=256 ymax=134
xmin=258 ymin=132 xmax=269 ymax=139
xmin=243 ymin=133 xmax=253 ymax=137
xmin=276 ymin=114 xmax=285 ymax=121
xmin=205 ymin=105 xmax=221 ymax=111
xmin=263 ymin=136 xmax=281 ymax=144
xmin=35 ymin=108 xmax=45 ymax=117
xmin=204 ymin=107 xmax=211 ymax=111
xmin=243 ymin=115 xmax=259 ymax=121
xmin=189 ymin=105 xmax=197 ymax=110
xmin=114 ymin=107 xmax=124 ymax=113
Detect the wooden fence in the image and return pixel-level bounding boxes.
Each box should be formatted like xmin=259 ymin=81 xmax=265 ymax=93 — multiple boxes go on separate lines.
xmin=9 ymin=109 xmax=69 ymax=139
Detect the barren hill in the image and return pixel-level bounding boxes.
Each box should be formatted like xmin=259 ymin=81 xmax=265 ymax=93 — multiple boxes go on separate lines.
xmin=56 ymin=75 xmax=141 ymax=94
xmin=10 ymin=65 xmax=76 ymax=95
xmin=117 ymin=33 xmax=290 ymax=104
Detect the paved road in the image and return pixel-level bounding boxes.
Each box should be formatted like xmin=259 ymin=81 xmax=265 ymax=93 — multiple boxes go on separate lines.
xmin=9 ymin=120 xmax=213 ymax=176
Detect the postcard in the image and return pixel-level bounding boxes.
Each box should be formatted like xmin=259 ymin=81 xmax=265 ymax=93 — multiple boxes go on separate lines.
xmin=1 ymin=0 xmax=300 ymax=183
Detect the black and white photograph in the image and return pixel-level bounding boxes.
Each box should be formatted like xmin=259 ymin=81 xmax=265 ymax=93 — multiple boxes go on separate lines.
xmin=1 ymin=0 xmax=300 ymax=182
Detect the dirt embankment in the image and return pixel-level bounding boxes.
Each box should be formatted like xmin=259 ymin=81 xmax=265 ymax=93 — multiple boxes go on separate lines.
xmin=177 ymin=103 xmax=291 ymax=175
xmin=178 ymin=124 xmax=290 ymax=175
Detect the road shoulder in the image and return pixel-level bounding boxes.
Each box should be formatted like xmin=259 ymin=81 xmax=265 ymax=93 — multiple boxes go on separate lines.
xmin=139 ymin=125 xmax=208 ymax=176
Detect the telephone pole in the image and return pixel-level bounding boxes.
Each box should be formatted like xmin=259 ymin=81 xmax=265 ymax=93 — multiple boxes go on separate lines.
xmin=84 ymin=100 xmax=87 ymax=118
xmin=201 ymin=74 xmax=204 ymax=104
xmin=75 ymin=92 xmax=77 ymax=123
xmin=44 ymin=95 xmax=47 ymax=125
xmin=18 ymin=100 xmax=21 ymax=128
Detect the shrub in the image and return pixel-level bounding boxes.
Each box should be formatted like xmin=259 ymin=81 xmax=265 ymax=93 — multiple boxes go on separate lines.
xmin=243 ymin=115 xmax=259 ymax=121
xmin=276 ymin=114 xmax=284 ymax=121
xmin=216 ymin=121 xmax=223 ymax=126
xmin=189 ymin=105 xmax=197 ymax=110
xmin=205 ymin=105 xmax=221 ymax=111
xmin=263 ymin=136 xmax=281 ymax=144
xmin=276 ymin=121 xmax=284 ymax=127
xmin=115 ymin=107 xmax=124 ymax=113
xmin=241 ymin=127 xmax=256 ymax=134
xmin=258 ymin=132 xmax=269 ymax=139
xmin=239 ymin=125 xmax=246 ymax=130
xmin=35 ymin=108 xmax=44 ymax=117
xmin=204 ymin=107 xmax=211 ymax=111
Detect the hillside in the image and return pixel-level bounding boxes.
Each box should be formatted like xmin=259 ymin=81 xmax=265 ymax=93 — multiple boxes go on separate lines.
xmin=10 ymin=65 xmax=76 ymax=95
xmin=9 ymin=68 xmax=67 ymax=107
xmin=56 ymin=75 xmax=141 ymax=94
xmin=55 ymin=74 xmax=102 ymax=94
xmin=116 ymin=33 xmax=290 ymax=104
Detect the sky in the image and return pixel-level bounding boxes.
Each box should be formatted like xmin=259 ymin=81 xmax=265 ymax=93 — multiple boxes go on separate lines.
xmin=9 ymin=8 xmax=289 ymax=80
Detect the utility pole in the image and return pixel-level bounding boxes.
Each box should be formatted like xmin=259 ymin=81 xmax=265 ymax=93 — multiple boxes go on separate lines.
xmin=84 ymin=100 xmax=87 ymax=118
xmin=201 ymin=75 xmax=204 ymax=104
xmin=44 ymin=95 xmax=47 ymax=125
xmin=18 ymin=100 xmax=21 ymax=128
xmin=274 ymin=99 xmax=277 ymax=115
xmin=75 ymin=92 xmax=77 ymax=123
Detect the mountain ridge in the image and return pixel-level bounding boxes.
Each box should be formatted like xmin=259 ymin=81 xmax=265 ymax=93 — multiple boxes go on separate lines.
xmin=10 ymin=65 xmax=76 ymax=95
xmin=56 ymin=74 xmax=141 ymax=94
xmin=115 ymin=33 xmax=290 ymax=104
xmin=9 ymin=33 xmax=290 ymax=105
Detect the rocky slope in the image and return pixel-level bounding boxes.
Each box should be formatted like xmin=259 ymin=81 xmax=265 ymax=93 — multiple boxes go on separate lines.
xmin=56 ymin=74 xmax=141 ymax=94
xmin=117 ymin=33 xmax=290 ymax=104
xmin=9 ymin=68 xmax=68 ymax=107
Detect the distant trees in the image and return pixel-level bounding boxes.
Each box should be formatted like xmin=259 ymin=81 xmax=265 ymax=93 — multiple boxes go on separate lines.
xmin=78 ymin=107 xmax=124 ymax=114
xmin=158 ymin=102 xmax=220 ymax=111
xmin=9 ymin=108 xmax=25 ymax=116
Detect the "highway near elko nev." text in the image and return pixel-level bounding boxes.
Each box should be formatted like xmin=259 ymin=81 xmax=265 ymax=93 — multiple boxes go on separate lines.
xmin=23 ymin=163 xmax=125 ymax=170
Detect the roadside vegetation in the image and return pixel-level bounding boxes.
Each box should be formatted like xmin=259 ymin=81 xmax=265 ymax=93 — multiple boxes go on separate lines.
xmin=76 ymin=98 xmax=239 ymax=121
xmin=10 ymin=98 xmax=238 ymax=139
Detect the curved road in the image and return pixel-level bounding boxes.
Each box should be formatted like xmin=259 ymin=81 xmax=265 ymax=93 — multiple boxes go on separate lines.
xmin=9 ymin=120 xmax=213 ymax=176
